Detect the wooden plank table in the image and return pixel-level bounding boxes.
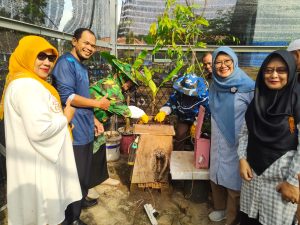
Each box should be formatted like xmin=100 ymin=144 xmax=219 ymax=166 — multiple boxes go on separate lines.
xmin=131 ymin=124 xmax=175 ymax=185
xmin=131 ymin=134 xmax=173 ymax=183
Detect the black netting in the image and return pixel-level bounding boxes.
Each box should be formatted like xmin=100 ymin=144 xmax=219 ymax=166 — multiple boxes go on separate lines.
xmin=130 ymin=84 xmax=173 ymax=115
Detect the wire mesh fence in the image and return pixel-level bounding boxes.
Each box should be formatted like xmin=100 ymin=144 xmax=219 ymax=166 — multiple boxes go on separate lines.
xmin=130 ymin=85 xmax=173 ymax=115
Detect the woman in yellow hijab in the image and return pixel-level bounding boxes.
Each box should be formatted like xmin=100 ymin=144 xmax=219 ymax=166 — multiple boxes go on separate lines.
xmin=1 ymin=35 xmax=82 ymax=225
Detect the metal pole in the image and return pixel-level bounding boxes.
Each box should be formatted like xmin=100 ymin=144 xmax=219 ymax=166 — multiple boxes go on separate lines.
xmin=0 ymin=16 xmax=111 ymax=48
xmin=115 ymin=44 xmax=287 ymax=53
xmin=110 ymin=0 xmax=117 ymax=56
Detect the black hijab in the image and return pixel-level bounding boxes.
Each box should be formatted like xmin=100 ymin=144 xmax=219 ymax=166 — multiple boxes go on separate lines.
xmin=245 ymin=50 xmax=300 ymax=175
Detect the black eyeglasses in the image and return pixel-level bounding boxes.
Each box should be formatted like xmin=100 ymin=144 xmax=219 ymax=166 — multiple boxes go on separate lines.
xmin=37 ymin=52 xmax=57 ymax=62
xmin=214 ymin=59 xmax=233 ymax=68
xmin=264 ymin=67 xmax=288 ymax=75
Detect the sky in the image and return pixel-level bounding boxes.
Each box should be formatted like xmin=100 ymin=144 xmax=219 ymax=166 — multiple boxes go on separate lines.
xmin=117 ymin=0 xmax=123 ymax=23
xmin=58 ymin=0 xmax=73 ymax=31
xmin=58 ymin=0 xmax=123 ymax=32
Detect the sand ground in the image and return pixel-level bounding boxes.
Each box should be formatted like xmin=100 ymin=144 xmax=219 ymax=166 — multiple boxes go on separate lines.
xmin=0 ymin=154 xmax=227 ymax=225
xmin=80 ymin=155 xmax=226 ymax=225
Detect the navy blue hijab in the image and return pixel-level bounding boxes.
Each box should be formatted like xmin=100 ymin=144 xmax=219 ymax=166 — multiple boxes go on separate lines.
xmin=209 ymin=46 xmax=254 ymax=145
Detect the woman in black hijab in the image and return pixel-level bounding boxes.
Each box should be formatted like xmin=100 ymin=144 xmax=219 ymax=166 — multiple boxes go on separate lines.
xmin=238 ymin=50 xmax=300 ymax=225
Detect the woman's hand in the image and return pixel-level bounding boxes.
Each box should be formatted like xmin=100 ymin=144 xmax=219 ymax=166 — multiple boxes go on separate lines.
xmin=63 ymin=99 xmax=76 ymax=123
xmin=276 ymin=181 xmax=299 ymax=204
xmin=239 ymin=159 xmax=253 ymax=181
xmin=94 ymin=117 xmax=104 ymax=137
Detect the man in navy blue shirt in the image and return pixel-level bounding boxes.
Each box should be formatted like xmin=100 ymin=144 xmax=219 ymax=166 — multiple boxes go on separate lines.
xmin=52 ymin=28 xmax=110 ymax=225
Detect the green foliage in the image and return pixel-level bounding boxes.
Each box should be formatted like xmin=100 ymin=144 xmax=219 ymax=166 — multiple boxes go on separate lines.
xmin=146 ymin=0 xmax=209 ymax=76
xmin=202 ymin=9 xmax=240 ymax=45
xmin=143 ymin=67 xmax=157 ymax=97
xmin=116 ymin=0 xmax=212 ymax=108
xmin=100 ymin=51 xmax=149 ymax=86
xmin=21 ymin=0 xmax=47 ymax=25
xmin=100 ymin=52 xmax=117 ymax=66
xmin=0 ymin=7 xmax=11 ymax=17
xmin=159 ymin=59 xmax=183 ymax=88
xmin=112 ymin=0 xmax=239 ymax=113
xmin=132 ymin=50 xmax=148 ymax=69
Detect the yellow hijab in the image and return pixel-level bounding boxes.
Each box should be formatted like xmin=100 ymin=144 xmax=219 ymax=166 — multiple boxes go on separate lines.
xmin=0 ymin=35 xmax=59 ymax=119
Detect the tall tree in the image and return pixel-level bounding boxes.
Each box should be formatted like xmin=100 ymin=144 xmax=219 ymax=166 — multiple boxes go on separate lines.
xmin=21 ymin=0 xmax=47 ymax=25
xmin=0 ymin=7 xmax=11 ymax=17
xmin=202 ymin=9 xmax=240 ymax=45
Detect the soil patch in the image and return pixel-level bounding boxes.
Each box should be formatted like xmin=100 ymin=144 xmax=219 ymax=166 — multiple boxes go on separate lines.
xmin=0 ymin=155 xmax=226 ymax=225
xmin=81 ymin=155 xmax=225 ymax=225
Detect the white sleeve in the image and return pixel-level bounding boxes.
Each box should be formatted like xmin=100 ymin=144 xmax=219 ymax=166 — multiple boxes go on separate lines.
xmin=237 ymin=120 xmax=248 ymax=160
xmin=128 ymin=105 xmax=146 ymax=118
xmin=13 ymin=79 xmax=69 ymax=163
xmin=160 ymin=106 xmax=172 ymax=115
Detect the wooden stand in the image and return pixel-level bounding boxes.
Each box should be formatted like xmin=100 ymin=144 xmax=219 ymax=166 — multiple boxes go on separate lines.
xmin=130 ymin=124 xmax=175 ymax=192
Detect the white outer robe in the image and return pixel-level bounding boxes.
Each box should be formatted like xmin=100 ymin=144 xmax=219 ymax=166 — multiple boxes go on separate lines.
xmin=4 ymin=78 xmax=82 ymax=225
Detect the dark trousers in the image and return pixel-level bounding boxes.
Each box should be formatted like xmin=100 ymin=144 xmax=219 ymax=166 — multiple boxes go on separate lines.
xmin=63 ymin=142 xmax=93 ymax=224
xmin=174 ymin=121 xmax=192 ymax=150
xmin=240 ymin=211 xmax=262 ymax=225
xmin=89 ymin=144 xmax=109 ymax=188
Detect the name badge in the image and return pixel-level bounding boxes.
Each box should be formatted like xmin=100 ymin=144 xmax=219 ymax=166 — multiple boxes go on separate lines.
xmin=230 ymin=87 xmax=238 ymax=93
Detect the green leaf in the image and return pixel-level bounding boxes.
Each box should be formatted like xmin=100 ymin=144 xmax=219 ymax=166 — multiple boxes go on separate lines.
xmin=144 ymin=35 xmax=154 ymax=44
xmin=167 ymin=48 xmax=174 ymax=58
xmin=135 ymin=70 xmax=148 ymax=84
xmin=143 ymin=66 xmax=153 ymax=82
xmin=195 ymin=17 xmax=209 ymax=26
xmin=186 ymin=64 xmax=195 ymax=74
xmin=177 ymin=27 xmax=185 ymax=35
xmin=100 ymin=52 xmax=117 ymax=65
xmin=159 ymin=60 xmax=183 ymax=88
xmin=132 ymin=50 xmax=147 ymax=69
xmin=148 ymin=80 xmax=158 ymax=98
xmin=152 ymin=43 xmax=162 ymax=55
xmin=195 ymin=42 xmax=207 ymax=48
xmin=185 ymin=33 xmax=191 ymax=43
xmin=172 ymin=31 xmax=177 ymax=48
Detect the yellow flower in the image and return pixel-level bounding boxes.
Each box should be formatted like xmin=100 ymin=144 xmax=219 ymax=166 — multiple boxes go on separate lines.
xmin=103 ymin=80 xmax=115 ymax=85
xmin=149 ymin=23 xmax=157 ymax=36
